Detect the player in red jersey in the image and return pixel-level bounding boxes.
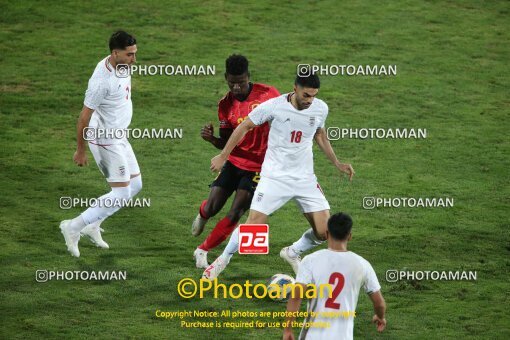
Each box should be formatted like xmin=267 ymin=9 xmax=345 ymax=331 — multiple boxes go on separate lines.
xmin=191 ymin=54 xmax=280 ymax=268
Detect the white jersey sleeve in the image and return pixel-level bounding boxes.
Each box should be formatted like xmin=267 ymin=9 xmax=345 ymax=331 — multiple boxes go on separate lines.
xmin=248 ymin=97 xmax=277 ymax=125
xmin=84 ymin=78 xmax=108 ymax=110
xmin=318 ymin=101 xmax=328 ymax=128
xmin=296 ymin=255 xmax=313 ymax=285
xmin=362 ymin=258 xmax=381 ymax=294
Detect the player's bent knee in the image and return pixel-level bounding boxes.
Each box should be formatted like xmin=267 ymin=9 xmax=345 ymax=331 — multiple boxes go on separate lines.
xmin=112 ymin=186 xmax=132 ymax=200
xmin=204 ymin=201 xmax=220 ymax=218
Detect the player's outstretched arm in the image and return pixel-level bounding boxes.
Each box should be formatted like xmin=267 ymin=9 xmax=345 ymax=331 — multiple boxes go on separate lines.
xmin=210 ymin=118 xmax=256 ymax=172
xmin=369 ymin=291 xmax=387 ymax=332
xmin=73 ymin=106 xmax=94 ymax=167
xmin=314 ymin=127 xmax=355 ymax=181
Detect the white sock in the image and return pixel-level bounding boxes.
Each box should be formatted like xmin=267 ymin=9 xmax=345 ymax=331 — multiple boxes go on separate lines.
xmin=129 ymin=175 xmax=142 ymax=197
xmin=76 ymin=186 xmax=131 ymax=232
xmin=69 ymin=215 xmax=86 ymax=233
xmin=290 ymin=228 xmax=324 ymax=255
xmin=76 ymin=176 xmax=140 ymax=233
xmin=221 ymin=226 xmax=240 ymax=260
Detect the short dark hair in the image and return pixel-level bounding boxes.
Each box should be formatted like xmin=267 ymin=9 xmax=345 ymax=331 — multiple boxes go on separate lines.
xmin=295 ymin=74 xmax=320 ymax=89
xmin=109 ymin=31 xmax=136 ymax=52
xmin=225 ymin=54 xmax=249 ymax=76
xmin=327 ymin=213 xmax=353 ymax=241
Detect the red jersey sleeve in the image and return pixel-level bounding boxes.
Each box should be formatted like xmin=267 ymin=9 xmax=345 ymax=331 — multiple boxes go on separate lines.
xmin=218 ymin=94 xmax=233 ymax=129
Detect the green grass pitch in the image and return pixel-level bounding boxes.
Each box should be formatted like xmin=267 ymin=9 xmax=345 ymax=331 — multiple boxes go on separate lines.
xmin=0 ymin=0 xmax=508 ymax=338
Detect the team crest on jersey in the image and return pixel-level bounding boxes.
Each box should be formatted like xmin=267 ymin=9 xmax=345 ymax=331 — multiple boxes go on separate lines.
xmin=256 ymin=192 xmax=264 ymax=202
xmin=250 ymin=101 xmax=261 ymax=112
xmin=119 ymin=166 xmax=126 ymax=176
xmin=309 ymin=116 xmax=316 ymax=126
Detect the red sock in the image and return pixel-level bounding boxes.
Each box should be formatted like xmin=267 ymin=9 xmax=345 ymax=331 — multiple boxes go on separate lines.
xmin=199 ymin=200 xmax=208 ymax=219
xmin=199 ymin=216 xmax=237 ymax=251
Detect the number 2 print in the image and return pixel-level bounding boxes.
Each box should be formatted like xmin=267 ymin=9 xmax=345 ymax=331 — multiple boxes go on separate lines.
xmin=325 ymin=272 xmax=345 ymax=309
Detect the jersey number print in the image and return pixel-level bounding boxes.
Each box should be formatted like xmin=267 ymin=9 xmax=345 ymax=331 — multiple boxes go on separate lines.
xmin=325 ymin=272 xmax=345 ymax=310
xmin=290 ymin=130 xmax=302 ymax=143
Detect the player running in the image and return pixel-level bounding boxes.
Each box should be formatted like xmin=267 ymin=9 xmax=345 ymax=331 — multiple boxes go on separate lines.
xmin=191 ymin=54 xmax=279 ymax=268
xmin=59 ymin=31 xmax=142 ymax=257
xmin=203 ymin=73 xmax=354 ymax=279
xmin=283 ymin=213 xmax=386 ymax=340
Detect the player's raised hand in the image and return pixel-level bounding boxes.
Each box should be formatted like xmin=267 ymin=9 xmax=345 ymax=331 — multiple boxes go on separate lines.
xmin=210 ymin=153 xmax=226 ymax=172
xmin=201 ymin=123 xmax=214 ymax=142
xmin=73 ymin=150 xmax=88 ymax=167
xmin=372 ymin=315 xmax=386 ymax=332
xmin=338 ymin=163 xmax=355 ymax=181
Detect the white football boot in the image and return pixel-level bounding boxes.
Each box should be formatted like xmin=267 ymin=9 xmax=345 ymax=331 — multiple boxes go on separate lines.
xmin=280 ymin=247 xmax=301 ymax=275
xmin=80 ymin=224 xmax=109 ymax=249
xmin=202 ymin=255 xmax=229 ymax=280
xmin=193 ymin=248 xmax=209 ymax=269
xmin=60 ymin=220 xmax=80 ymax=257
xmin=191 ymin=213 xmax=208 ymax=236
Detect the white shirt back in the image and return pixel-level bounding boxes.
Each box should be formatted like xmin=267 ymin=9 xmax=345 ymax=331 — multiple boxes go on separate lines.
xmin=296 ymin=249 xmax=381 ymax=340
xmin=84 ymin=56 xmax=133 ymax=142
xmin=248 ymin=93 xmax=328 ymax=180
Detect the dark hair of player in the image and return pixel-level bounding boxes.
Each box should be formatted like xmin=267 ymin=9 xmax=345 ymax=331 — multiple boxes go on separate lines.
xmin=327 ymin=213 xmax=353 ymax=241
xmin=295 ymin=74 xmax=320 ymax=89
xmin=109 ymin=31 xmax=137 ymax=52
xmin=225 ymin=54 xmax=249 ymax=76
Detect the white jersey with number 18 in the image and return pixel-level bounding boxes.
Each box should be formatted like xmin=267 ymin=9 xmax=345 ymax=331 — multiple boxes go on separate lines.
xmin=248 ymin=93 xmax=328 ymax=181
xmin=296 ymin=249 xmax=381 ymax=340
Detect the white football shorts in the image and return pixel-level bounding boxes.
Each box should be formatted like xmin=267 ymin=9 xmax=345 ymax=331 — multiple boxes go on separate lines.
xmin=88 ymin=139 xmax=140 ymax=182
xmin=250 ymin=176 xmax=330 ymax=215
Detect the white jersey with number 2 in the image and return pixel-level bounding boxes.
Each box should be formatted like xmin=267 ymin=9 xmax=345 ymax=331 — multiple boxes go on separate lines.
xmin=296 ymin=249 xmax=381 ymax=340
xmin=84 ymin=56 xmax=132 ymax=143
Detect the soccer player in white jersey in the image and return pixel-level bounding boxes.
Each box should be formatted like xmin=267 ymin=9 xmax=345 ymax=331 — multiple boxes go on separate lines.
xmin=203 ymin=73 xmax=355 ymax=279
xmin=283 ymin=213 xmax=386 ymax=340
xmin=59 ymin=31 xmax=142 ymax=257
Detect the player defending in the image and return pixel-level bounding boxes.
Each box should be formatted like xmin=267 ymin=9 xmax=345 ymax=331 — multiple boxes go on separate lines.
xmin=283 ymin=213 xmax=386 ymax=339
xmin=203 ymin=73 xmax=354 ymax=279
xmin=59 ymin=31 xmax=142 ymax=257
xmin=191 ymin=55 xmax=279 ymax=268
